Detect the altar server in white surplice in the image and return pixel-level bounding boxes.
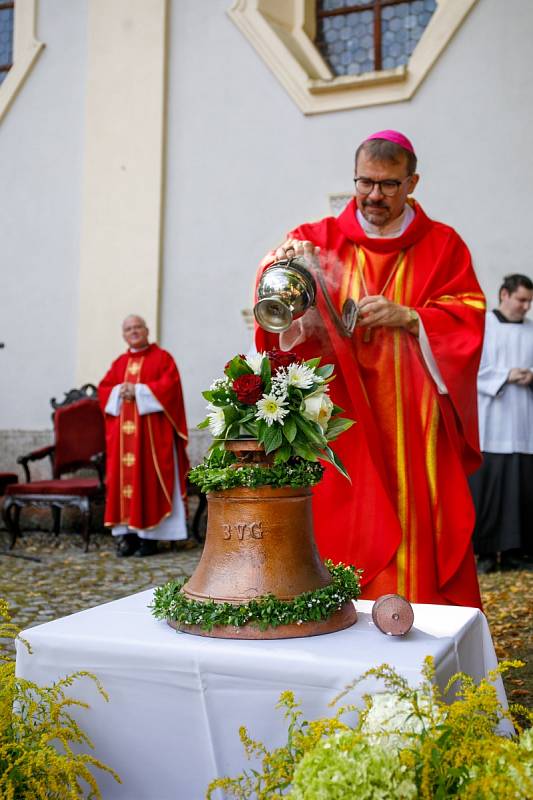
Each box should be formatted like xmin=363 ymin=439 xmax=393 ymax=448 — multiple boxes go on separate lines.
xmin=469 ymin=274 xmax=533 ymax=574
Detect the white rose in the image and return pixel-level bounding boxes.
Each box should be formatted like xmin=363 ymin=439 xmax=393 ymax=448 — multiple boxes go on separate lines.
xmin=302 ymin=392 xmax=333 ymax=431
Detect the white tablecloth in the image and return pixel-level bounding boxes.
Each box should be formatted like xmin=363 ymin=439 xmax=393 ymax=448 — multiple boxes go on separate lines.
xmin=16 ymin=591 xmax=506 ymax=800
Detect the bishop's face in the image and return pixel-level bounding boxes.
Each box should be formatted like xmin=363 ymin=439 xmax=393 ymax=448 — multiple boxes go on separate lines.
xmin=354 ymin=151 xmax=419 ymax=228
xmin=122 ymin=317 xmax=149 ymax=349
xmin=499 ymin=287 xmax=533 ymax=322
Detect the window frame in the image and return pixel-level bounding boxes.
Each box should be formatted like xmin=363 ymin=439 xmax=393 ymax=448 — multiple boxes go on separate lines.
xmin=228 ymin=0 xmax=480 ymax=114
xmin=0 ymin=0 xmax=44 ymax=123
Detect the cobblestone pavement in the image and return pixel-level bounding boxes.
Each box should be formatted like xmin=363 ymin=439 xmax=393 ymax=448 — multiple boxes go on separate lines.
xmin=0 ymin=530 xmax=202 ymax=638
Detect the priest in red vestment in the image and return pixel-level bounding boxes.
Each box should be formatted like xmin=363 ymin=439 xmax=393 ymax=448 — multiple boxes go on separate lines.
xmin=255 ymin=131 xmax=486 ymax=608
xmin=99 ymin=315 xmax=190 ymax=557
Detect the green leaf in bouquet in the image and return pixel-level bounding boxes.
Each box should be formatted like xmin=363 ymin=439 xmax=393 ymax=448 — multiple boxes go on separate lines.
xmin=240 ymin=420 xmax=258 ymax=437
xmin=282 ymin=415 xmax=297 ymax=443
xmin=224 ymin=355 xmax=253 ymax=380
xmin=223 ymin=405 xmax=241 ymax=425
xmin=260 ymin=356 xmax=272 ymax=392
xmin=257 ymin=418 xmax=268 ymax=441
xmin=292 ymin=440 xmax=319 ymax=461
xmin=331 ymin=403 xmax=345 ymax=415
xmin=262 ymin=424 xmax=283 ymax=454
xmin=315 ymin=363 xmax=335 ymax=380
xmin=273 ymin=443 xmax=292 ymax=463
xmin=294 ymin=414 xmax=327 ymax=446
xmin=325 ymin=416 xmax=356 ymax=441
xmin=304 ymin=357 xmax=321 ymax=369
xmin=323 ymin=445 xmax=351 ymax=481
xmin=202 ymin=390 xmax=214 ymax=402
xmin=225 ymin=422 xmax=241 ymax=440
xmin=197 ymin=418 xmax=211 ymax=430
xmin=238 ymin=411 xmax=256 ymax=424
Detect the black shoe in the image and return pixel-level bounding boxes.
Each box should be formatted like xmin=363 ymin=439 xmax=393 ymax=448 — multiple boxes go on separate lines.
xmin=477 ymin=555 xmax=497 ymax=574
xmin=135 ymin=539 xmax=159 ymax=557
xmin=116 ymin=533 xmax=140 ymax=558
xmin=500 ymin=552 xmax=531 ymax=571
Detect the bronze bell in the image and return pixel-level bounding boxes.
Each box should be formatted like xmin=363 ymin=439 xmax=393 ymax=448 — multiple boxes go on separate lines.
xmin=178 ymin=441 xmax=357 ymax=639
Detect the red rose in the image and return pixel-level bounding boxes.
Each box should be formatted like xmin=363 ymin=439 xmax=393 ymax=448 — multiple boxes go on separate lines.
xmin=267 ymin=348 xmax=299 ymax=371
xmin=233 ymin=374 xmax=264 ymax=405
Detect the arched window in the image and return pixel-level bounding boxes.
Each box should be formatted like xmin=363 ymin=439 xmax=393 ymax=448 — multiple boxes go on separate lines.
xmin=0 ymin=1 xmax=14 ymax=85
xmin=316 ymin=0 xmax=437 ymax=76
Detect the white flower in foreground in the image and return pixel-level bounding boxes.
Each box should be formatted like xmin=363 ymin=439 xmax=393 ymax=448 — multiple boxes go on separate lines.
xmin=286 ymin=362 xmax=318 ymax=389
xmin=206 ymin=404 xmax=226 ymax=437
xmin=245 ymin=352 xmax=265 ymax=375
xmin=361 ymin=691 xmax=443 ymax=752
xmin=256 ymin=394 xmax=289 ymax=426
xmin=302 ymin=391 xmax=334 ymax=431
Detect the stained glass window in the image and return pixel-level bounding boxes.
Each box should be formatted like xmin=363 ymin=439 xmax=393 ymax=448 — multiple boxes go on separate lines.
xmin=316 ymin=0 xmax=437 ymax=77
xmin=0 ymin=1 xmax=14 ymax=86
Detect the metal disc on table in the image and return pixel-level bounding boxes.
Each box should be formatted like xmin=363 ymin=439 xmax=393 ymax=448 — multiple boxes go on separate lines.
xmin=371 ymin=594 xmax=414 ymax=636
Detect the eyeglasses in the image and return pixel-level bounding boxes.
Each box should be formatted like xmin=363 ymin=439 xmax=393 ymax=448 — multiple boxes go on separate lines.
xmin=353 ymin=176 xmax=411 ymax=197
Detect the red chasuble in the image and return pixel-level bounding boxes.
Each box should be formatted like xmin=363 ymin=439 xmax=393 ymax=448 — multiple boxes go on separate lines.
xmin=99 ymin=343 xmax=189 ymax=531
xmin=256 ymin=199 xmax=486 ymax=608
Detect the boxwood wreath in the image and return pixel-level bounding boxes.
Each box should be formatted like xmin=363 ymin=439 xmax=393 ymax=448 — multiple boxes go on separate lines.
xmin=151 ymin=561 xmax=361 ymax=631
xmin=188 ymin=447 xmax=324 ymax=493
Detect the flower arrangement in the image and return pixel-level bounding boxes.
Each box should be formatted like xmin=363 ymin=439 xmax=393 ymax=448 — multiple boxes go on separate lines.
xmin=206 ymin=658 xmax=533 ymax=800
xmin=0 ymin=599 xmax=120 ymax=799
xmin=196 ymin=350 xmax=354 ymax=485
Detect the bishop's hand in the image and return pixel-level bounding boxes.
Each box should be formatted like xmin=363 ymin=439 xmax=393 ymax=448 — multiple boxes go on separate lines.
xmin=358 ymin=295 xmax=418 ymax=333
xmin=275 ymin=239 xmax=320 ymax=264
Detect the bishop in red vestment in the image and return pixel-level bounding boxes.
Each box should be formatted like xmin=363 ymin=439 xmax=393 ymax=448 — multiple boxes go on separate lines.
xmin=255 ymin=131 xmax=486 ymax=607
xmin=99 ymin=315 xmax=190 ymax=557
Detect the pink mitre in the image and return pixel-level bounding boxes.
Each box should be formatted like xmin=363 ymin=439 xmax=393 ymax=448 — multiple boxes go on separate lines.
xmin=365 ymin=129 xmax=415 ymax=155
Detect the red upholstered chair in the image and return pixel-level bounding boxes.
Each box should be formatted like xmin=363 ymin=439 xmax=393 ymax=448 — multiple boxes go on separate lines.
xmin=2 ymin=385 xmax=105 ymax=551
xmin=0 ymin=473 xmax=18 ymax=495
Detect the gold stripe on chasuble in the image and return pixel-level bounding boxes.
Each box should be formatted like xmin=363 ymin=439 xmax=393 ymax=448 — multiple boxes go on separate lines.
xmin=339 ymin=247 xmax=355 ymax=309
xmin=147 ymin=415 xmax=172 ymax=506
xmin=119 ymin=356 xmax=144 ymax=522
xmin=433 ymin=293 xmax=486 ymax=310
xmin=424 ymin=394 xmax=441 ymax=544
xmin=347 ymin=247 xmax=363 ymax=303
xmin=391 ymin=252 xmax=409 ymax=597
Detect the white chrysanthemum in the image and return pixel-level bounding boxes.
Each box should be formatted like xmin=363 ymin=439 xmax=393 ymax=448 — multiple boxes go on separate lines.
xmin=286 ymin=362 xmax=318 ymax=389
xmin=302 ymin=391 xmax=334 ymax=431
xmin=256 ymin=394 xmax=289 ymax=426
xmin=206 ymin=404 xmax=226 ymax=436
xmin=245 ymin=352 xmax=265 ymax=375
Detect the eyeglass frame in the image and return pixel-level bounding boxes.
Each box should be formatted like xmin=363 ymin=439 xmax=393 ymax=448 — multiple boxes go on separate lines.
xmin=353 ymin=175 xmax=413 ymax=198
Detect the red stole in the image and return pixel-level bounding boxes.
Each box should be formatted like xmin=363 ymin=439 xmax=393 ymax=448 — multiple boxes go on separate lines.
xmin=99 ymin=343 xmax=189 ymax=531
xmin=256 ymin=200 xmax=485 ymax=608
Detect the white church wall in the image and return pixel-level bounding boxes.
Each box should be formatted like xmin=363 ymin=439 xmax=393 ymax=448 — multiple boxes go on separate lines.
xmin=1 ymin=0 xmax=531 ymax=445
xmin=0 ymin=0 xmax=87 ymax=430
xmin=161 ymin=0 xmax=533 ymax=425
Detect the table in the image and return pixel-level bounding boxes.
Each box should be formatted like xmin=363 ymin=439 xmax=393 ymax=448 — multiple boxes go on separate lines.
xmin=16 ymin=591 xmax=506 ymax=800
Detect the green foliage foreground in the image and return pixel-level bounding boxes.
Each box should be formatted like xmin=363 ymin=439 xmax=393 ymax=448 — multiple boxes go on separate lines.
xmin=206 ymin=658 xmax=533 ymax=800
xmin=0 ymin=600 xmax=120 ymax=799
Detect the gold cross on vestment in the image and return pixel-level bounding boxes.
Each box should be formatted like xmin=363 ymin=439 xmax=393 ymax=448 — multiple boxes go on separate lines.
xmin=122 ymin=485 xmax=133 ymax=498
xmin=128 ymin=362 xmax=141 ymax=375
xmin=122 ymin=421 xmax=136 ymax=435
xmin=122 ymin=453 xmax=135 ymax=467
